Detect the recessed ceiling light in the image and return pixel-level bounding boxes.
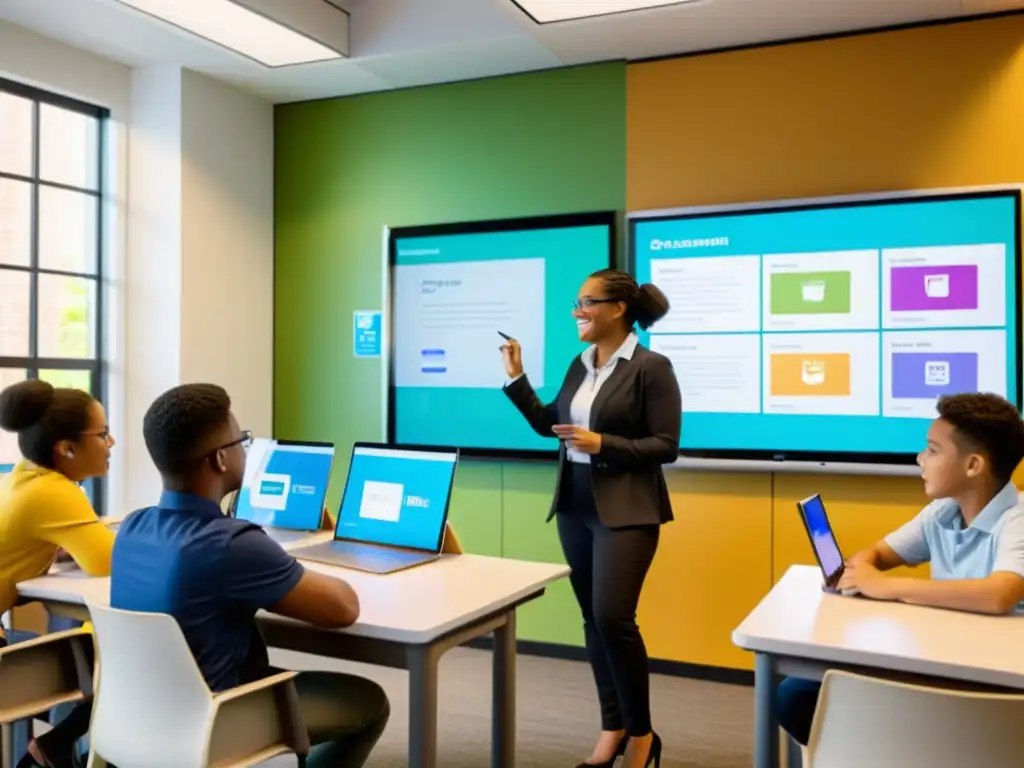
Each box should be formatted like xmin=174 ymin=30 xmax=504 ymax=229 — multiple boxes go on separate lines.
xmin=111 ymin=0 xmax=344 ymax=67
xmin=511 ymin=0 xmax=700 ymax=24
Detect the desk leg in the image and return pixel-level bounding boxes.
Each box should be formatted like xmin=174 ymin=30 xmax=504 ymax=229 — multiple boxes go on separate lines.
xmin=2 ymin=723 xmax=14 ymax=768
xmin=754 ymin=653 xmax=780 ymax=768
xmin=407 ymin=644 xmax=441 ymax=768
xmin=492 ymin=611 xmax=516 ymax=768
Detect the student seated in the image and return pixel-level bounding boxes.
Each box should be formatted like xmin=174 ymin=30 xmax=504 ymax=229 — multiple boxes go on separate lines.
xmin=0 ymin=380 xmax=116 ymax=768
xmin=110 ymin=384 xmax=389 ymax=768
xmin=778 ymin=392 xmax=1024 ymax=745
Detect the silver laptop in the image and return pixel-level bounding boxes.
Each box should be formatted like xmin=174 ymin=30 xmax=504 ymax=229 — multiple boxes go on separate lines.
xmin=230 ymin=438 xmax=335 ymax=545
xmin=291 ymin=443 xmax=458 ymax=575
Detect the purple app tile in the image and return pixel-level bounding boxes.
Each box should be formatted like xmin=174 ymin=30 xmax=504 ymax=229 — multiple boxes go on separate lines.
xmin=891 ymin=352 xmax=979 ymax=399
xmin=890 ymin=264 xmax=978 ymax=312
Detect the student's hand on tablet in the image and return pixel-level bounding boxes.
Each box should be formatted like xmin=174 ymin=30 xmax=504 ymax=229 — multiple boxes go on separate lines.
xmin=552 ymin=425 xmax=602 ymax=454
xmin=839 ymin=560 xmax=894 ymax=600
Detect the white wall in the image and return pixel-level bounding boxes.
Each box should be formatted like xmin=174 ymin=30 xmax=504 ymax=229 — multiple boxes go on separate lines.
xmin=0 ymin=22 xmax=275 ymax=513
xmin=124 ymin=66 xmax=184 ymax=506
xmin=123 ymin=66 xmax=275 ymax=511
xmin=180 ymin=69 xmax=274 ymax=440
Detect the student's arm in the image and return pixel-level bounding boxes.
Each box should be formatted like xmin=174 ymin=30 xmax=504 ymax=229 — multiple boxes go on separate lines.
xmin=882 ymin=573 xmax=1024 ymax=615
xmin=882 ymin=513 xmax=1024 ymax=615
xmin=866 ymin=505 xmax=935 ymax=570
xmin=30 ymin=485 xmax=114 ymax=576
xmin=847 ymin=507 xmax=932 ymax=572
xmin=848 ymin=541 xmax=908 ymax=571
xmin=224 ymin=529 xmax=359 ymax=628
xmin=272 ymin=570 xmax=360 ymax=628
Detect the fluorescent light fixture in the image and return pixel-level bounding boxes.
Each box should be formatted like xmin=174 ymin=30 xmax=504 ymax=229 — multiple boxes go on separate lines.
xmin=512 ymin=0 xmax=699 ymax=24
xmin=112 ymin=0 xmax=344 ymax=67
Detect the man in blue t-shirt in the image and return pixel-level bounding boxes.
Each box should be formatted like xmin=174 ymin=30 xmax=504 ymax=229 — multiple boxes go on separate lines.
xmin=778 ymin=392 xmax=1024 ymax=746
xmin=111 ymin=384 xmax=389 ymax=768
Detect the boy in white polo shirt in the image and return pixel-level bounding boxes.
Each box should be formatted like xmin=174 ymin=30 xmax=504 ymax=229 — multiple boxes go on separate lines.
xmin=777 ymin=392 xmax=1024 ymax=745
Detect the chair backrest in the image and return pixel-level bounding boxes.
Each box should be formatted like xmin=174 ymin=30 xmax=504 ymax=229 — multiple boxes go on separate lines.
xmin=87 ymin=602 xmax=215 ymax=766
xmin=807 ymin=670 xmax=1024 ymax=768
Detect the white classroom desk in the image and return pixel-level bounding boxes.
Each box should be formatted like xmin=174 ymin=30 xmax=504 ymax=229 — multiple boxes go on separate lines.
xmin=733 ymin=565 xmax=1024 ymax=768
xmin=17 ymin=531 xmax=570 ymax=768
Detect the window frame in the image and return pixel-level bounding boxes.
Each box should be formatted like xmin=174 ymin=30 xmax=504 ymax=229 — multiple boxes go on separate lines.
xmin=0 ymin=77 xmax=109 ymax=513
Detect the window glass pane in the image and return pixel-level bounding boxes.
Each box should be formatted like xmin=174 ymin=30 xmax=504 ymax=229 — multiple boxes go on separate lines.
xmin=39 ymin=186 xmax=98 ymax=274
xmin=0 ymin=268 xmax=30 ymax=356
xmin=37 ymin=274 xmax=95 ymax=359
xmin=0 ymin=368 xmax=27 ymax=471
xmin=39 ymin=368 xmax=91 ymax=392
xmin=0 ymin=178 xmax=31 ymax=267
xmin=0 ymin=92 xmax=32 ymax=177
xmin=39 ymin=104 xmax=99 ymax=191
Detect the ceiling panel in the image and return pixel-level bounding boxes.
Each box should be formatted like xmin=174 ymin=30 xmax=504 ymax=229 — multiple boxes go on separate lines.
xmin=351 ymin=0 xmax=526 ymax=57
xmin=358 ymin=34 xmax=564 ymax=90
xmin=0 ymin=0 xmax=1021 ymax=103
xmin=205 ymin=60 xmax=393 ymax=103
xmin=534 ymin=0 xmax=966 ymax=64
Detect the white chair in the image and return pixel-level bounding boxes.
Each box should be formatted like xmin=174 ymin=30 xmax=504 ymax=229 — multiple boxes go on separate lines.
xmin=0 ymin=628 xmax=93 ymax=768
xmin=806 ymin=669 xmax=1024 ymax=768
xmin=85 ymin=602 xmax=309 ymax=768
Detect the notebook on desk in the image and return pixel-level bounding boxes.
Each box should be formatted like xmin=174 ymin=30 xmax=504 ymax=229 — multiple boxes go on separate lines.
xmin=290 ymin=443 xmax=459 ymax=575
xmin=229 ymin=438 xmax=335 ymax=545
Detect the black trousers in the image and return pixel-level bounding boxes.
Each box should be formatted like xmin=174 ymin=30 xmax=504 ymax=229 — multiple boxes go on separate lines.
xmin=556 ymin=462 xmax=660 ymax=736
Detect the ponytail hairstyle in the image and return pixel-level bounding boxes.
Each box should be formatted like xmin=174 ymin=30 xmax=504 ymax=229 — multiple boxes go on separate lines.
xmin=0 ymin=380 xmax=95 ymax=469
xmin=590 ymin=268 xmax=670 ymax=331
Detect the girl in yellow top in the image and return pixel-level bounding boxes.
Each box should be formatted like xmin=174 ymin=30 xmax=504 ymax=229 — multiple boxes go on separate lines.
xmin=0 ymin=379 xmax=115 ymax=768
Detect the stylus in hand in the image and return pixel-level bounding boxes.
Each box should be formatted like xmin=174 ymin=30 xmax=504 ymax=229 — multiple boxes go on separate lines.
xmin=497 ymin=331 xmax=512 ymax=341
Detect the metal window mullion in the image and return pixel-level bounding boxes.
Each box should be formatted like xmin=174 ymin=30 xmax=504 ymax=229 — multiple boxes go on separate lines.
xmin=94 ymin=113 xmax=106 ymax=406
xmin=28 ymin=98 xmax=39 ymax=362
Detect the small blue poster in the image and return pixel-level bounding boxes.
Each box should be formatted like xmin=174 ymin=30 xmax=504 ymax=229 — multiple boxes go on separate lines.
xmin=353 ymin=310 xmax=382 ymax=358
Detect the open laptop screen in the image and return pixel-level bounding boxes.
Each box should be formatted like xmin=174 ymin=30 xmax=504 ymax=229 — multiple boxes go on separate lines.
xmin=797 ymin=494 xmax=845 ymax=582
xmin=235 ymin=438 xmax=334 ymax=531
xmin=336 ymin=445 xmax=457 ymax=552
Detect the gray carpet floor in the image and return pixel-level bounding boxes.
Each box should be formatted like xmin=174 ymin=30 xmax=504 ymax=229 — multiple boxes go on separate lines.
xmin=264 ymin=646 xmax=754 ymax=767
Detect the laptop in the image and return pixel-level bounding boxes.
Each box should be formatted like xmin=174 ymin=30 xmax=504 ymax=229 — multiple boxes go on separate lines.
xmin=230 ymin=438 xmax=335 ymax=545
xmin=796 ymin=493 xmax=855 ymax=595
xmin=290 ymin=443 xmax=459 ymax=575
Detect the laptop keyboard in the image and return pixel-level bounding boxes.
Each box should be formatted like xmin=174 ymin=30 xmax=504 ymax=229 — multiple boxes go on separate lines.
xmin=265 ymin=528 xmax=312 ymax=546
xmin=327 ymin=540 xmax=434 ymax=572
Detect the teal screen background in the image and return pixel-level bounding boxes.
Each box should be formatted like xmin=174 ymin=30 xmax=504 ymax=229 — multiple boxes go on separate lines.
xmin=392 ymin=223 xmax=613 ymax=452
xmin=632 ymin=194 xmax=1020 ymax=458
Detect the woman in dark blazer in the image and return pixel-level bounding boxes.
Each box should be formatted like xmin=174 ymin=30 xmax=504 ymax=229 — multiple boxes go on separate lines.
xmin=500 ymin=268 xmax=681 ymax=768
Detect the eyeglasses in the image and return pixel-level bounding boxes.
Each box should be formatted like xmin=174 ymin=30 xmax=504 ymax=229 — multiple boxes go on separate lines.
xmin=573 ymin=298 xmax=620 ymax=310
xmin=81 ymin=428 xmax=113 ymax=444
xmin=218 ymin=430 xmax=253 ymax=452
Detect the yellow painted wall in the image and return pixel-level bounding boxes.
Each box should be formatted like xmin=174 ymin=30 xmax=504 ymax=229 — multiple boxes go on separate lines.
xmin=628 ymin=15 xmax=1024 ymax=670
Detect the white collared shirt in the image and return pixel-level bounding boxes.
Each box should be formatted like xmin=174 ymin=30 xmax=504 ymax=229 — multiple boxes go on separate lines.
xmin=566 ymin=334 xmax=638 ymax=464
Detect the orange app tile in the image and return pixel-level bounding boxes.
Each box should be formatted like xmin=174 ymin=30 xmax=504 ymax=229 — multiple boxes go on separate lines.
xmin=770 ymin=353 xmax=851 ymax=397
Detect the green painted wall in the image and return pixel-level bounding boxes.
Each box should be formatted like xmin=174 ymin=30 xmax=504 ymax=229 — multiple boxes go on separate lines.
xmin=274 ymin=62 xmax=627 ymax=646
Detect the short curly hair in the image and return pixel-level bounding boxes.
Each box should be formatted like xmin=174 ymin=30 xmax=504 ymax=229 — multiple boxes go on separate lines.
xmin=143 ymin=383 xmax=232 ymax=476
xmin=937 ymin=393 xmax=1024 ymax=485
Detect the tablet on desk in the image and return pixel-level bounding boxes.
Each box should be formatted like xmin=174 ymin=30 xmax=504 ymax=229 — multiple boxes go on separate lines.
xmin=796 ymin=494 xmax=856 ymax=595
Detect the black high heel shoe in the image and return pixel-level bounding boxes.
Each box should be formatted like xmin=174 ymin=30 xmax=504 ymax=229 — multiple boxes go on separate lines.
xmin=641 ymin=732 xmax=662 ymax=768
xmin=573 ymin=733 xmax=628 ymax=768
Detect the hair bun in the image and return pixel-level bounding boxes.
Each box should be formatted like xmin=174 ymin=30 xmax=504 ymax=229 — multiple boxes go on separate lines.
xmin=0 ymin=380 xmax=56 ymax=433
xmin=635 ymin=283 xmax=670 ymax=330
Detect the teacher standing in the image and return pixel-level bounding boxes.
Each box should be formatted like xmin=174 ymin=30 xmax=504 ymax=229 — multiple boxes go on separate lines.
xmin=500 ymin=268 xmax=681 ymax=768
